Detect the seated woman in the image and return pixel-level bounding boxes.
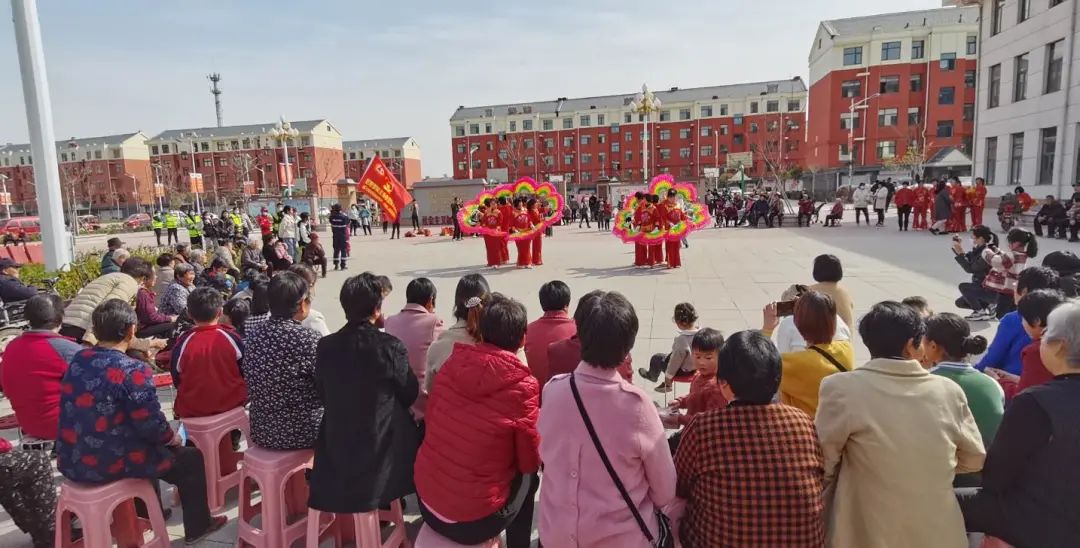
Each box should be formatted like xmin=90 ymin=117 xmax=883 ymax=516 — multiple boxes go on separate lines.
xmin=309 ymin=273 xmax=421 ymax=518
xmin=158 ymin=263 xmax=195 ymax=318
xmin=958 ymin=300 xmax=1080 ymax=546
xmin=241 ymin=272 xmax=323 ymax=450
xmin=816 ymin=301 xmax=985 ymax=548
xmin=763 ymin=290 xmax=854 ymax=416
xmin=415 ymin=294 xmax=539 ymax=547
xmin=424 ymin=273 xmax=490 ymax=392
xmin=675 ymin=330 xmax=825 ymax=547
xmin=538 ymin=291 xmax=680 ymax=548
xmin=55 ymin=299 xmax=225 ymax=544
xmin=130 ymin=257 xmax=177 ymax=339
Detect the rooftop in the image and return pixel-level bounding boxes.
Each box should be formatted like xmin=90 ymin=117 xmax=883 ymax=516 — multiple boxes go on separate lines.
xmin=413 ymin=177 xmax=487 ymax=188
xmin=820 ymin=6 xmax=978 ymax=37
xmin=147 ymin=119 xmax=338 ymax=142
xmin=449 ymin=79 xmax=807 ymax=122
xmin=1 ymin=132 xmax=146 ymax=155
xmin=343 ymin=137 xmax=414 ymax=149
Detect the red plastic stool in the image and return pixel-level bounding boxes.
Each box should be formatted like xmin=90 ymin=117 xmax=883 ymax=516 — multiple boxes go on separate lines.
xmin=671 ymin=371 xmax=695 ymax=398
xmin=304 ymin=498 xmax=409 ymax=548
xmin=237 ymin=447 xmax=313 ymax=547
xmin=54 ymin=478 xmax=169 ymax=548
xmin=181 ymin=407 xmax=250 ymax=513
xmin=415 ymin=523 xmax=503 ymax=547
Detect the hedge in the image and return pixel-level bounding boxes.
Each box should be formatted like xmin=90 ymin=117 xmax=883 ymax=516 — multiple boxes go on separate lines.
xmin=20 ymin=246 xmax=171 ymax=300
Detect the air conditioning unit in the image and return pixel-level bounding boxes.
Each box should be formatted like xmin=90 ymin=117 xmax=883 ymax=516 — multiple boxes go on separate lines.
xmin=839 ymin=154 xmax=852 ymax=162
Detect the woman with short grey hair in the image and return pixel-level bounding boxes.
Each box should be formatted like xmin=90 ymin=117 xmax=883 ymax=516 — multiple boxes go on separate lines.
xmin=159 ymin=263 xmax=196 ymax=317
xmin=958 ymin=300 xmax=1080 ymax=546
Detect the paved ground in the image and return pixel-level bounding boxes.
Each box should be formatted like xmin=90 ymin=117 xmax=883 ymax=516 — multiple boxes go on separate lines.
xmin=2 ymin=214 xmax=1070 ymax=546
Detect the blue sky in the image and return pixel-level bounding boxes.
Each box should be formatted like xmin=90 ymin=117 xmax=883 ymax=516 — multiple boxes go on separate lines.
xmin=1 ymin=0 xmax=945 ymax=176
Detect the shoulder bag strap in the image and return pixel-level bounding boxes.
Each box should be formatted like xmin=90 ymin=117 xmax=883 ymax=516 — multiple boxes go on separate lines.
xmin=569 ymin=374 xmax=654 ymax=543
xmin=809 ymin=345 xmax=848 ymax=372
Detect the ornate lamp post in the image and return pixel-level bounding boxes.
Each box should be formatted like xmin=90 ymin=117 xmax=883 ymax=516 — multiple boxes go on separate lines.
xmin=630 ymin=84 xmax=662 ymax=183
xmin=268 ymin=117 xmax=299 ymax=198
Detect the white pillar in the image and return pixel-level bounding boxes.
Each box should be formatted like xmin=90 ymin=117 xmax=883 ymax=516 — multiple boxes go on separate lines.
xmin=12 ymin=0 xmax=71 ymax=270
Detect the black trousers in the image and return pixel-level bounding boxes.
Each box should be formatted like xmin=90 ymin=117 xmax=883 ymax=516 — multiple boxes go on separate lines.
xmin=875 ymin=208 xmax=885 ymax=225
xmin=382 ymin=221 xmax=388 ymax=234
xmin=956 ymin=488 xmax=1016 ymax=545
xmin=58 ymin=324 xmax=87 ymax=343
xmin=161 ymin=446 xmax=213 ymax=539
xmin=391 ymin=222 xmax=401 ymax=239
xmin=167 ymin=228 xmax=179 ymax=245
xmin=154 ymin=229 xmax=163 ymax=246
xmin=579 ymin=212 xmax=590 ymax=228
xmin=1071 ymin=222 xmax=1080 ymax=241
xmin=995 ymin=292 xmax=1017 ymax=319
xmin=362 ymin=224 xmax=372 ymax=235
xmin=305 ymin=257 xmax=327 ymax=277
xmin=412 ymin=216 xmax=420 ymax=231
xmin=855 ymin=208 xmax=869 ymax=225
xmin=452 ymin=219 xmax=462 ymax=240
xmin=824 ymin=214 xmax=841 ymax=226
xmin=897 ymin=205 xmax=912 ymax=231
xmin=767 ymin=213 xmax=783 ymax=228
xmin=190 ymin=235 xmax=203 ymax=249
xmin=797 ymin=213 xmax=812 ymax=226
xmin=332 ymin=239 xmax=348 ymax=269
xmin=420 ymin=473 xmax=538 ymax=548
xmin=136 ymin=321 xmax=176 ymax=339
xmin=957 ymin=282 xmax=997 ymax=311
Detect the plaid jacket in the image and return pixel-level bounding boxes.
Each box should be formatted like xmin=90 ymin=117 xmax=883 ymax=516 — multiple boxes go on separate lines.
xmin=674 ymin=402 xmax=825 ymax=548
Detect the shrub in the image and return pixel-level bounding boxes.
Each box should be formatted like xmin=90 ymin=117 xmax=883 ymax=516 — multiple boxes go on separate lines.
xmin=20 ymin=245 xmax=170 ymax=299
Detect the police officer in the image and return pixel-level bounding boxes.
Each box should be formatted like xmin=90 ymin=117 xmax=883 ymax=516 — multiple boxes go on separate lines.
xmin=185 ymin=209 xmax=204 ymax=249
xmin=230 ymin=208 xmax=244 ymax=237
xmin=328 ymin=204 xmax=350 ymax=270
xmin=164 ymin=210 xmax=179 ymax=245
xmin=151 ymin=211 xmax=164 ymax=246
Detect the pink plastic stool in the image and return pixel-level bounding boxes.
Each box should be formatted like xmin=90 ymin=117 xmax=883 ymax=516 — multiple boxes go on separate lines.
xmin=54 ymin=478 xmax=170 ymax=548
xmin=237 ymin=447 xmax=313 ymax=548
xmin=304 ymin=498 xmax=409 ymax=548
xmin=181 ymin=407 xmax=250 ymax=512
xmin=415 ymin=523 xmax=503 ymax=548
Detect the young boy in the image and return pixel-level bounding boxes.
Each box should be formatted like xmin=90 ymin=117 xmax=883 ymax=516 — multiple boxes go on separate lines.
xmin=1017 ymin=289 xmax=1068 ymax=392
xmin=170 ymin=287 xmax=247 ymax=419
xmin=639 ymin=302 xmax=699 ymax=392
xmin=664 ymin=328 xmax=727 ymax=429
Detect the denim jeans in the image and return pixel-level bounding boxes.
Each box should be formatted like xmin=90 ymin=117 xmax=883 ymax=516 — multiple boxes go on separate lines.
xmin=282 ymin=237 xmax=298 ymax=261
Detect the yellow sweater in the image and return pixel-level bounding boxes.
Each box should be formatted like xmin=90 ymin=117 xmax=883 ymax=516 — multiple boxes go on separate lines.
xmin=778 ymin=340 xmax=855 ymax=416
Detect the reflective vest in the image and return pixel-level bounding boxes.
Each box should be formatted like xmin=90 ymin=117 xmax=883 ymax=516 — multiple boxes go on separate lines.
xmin=186 ymin=214 xmax=202 ymax=237
xmin=151 ymin=215 xmax=164 ymax=230
xmin=164 ymin=213 xmax=179 ymax=229
xmin=230 ymin=213 xmax=243 ymax=228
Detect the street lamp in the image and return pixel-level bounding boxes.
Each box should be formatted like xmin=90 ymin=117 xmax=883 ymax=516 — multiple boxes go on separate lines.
xmin=150 ymin=163 xmax=167 ymax=213
xmin=630 ymin=84 xmax=662 ymax=183
xmin=847 ymin=93 xmax=880 ymax=183
xmin=467 ymin=144 xmax=479 ymax=179
xmin=0 ymin=173 xmax=10 ymax=219
xmin=174 ymin=131 xmax=202 ymax=213
xmin=268 ymin=117 xmax=300 ymax=198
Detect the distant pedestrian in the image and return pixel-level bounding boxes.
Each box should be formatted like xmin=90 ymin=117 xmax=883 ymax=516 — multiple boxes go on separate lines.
xmin=391 ymin=210 xmax=402 ymax=240
xmin=411 ymin=202 xmax=421 ymax=232
xmin=451 ymin=197 xmax=463 ymax=241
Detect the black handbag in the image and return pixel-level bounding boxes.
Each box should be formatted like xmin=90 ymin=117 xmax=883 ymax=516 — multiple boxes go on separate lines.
xmin=809 ymin=345 xmax=848 ymax=372
xmin=569 ymin=374 xmax=674 ymax=548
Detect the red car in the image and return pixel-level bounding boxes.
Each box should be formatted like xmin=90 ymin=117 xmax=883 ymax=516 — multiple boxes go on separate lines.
xmin=124 ymin=213 xmax=152 ymax=230
xmin=0 ymin=217 xmax=40 ymax=245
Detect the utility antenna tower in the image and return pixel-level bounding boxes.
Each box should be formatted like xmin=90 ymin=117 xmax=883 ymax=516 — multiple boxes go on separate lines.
xmin=207 ymin=73 xmax=223 ymax=127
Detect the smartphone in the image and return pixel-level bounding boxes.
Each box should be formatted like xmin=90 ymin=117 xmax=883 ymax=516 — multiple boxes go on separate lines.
xmin=775 ymin=300 xmax=797 ymax=317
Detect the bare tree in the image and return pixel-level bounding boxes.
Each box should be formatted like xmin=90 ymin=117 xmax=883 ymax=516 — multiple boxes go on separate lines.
xmin=315 ymin=150 xmax=345 ymax=199
xmin=754 ymin=139 xmax=797 ymax=191
xmin=499 ymin=137 xmax=528 ymax=181
xmin=60 ymin=162 xmax=93 ymax=215
xmin=884 ymin=138 xmax=933 ymax=181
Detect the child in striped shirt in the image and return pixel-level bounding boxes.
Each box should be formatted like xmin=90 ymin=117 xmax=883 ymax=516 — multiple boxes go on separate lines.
xmin=982 ymin=227 xmax=1038 ymax=319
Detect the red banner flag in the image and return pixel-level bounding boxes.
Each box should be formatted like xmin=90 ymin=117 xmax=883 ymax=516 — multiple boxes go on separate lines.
xmin=277 ymin=162 xmax=295 ymax=187
xmin=357 ymin=156 xmax=413 ymax=221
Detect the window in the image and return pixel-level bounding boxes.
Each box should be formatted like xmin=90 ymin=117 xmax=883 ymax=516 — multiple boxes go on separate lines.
xmin=908 ymin=107 xmax=920 ymax=125
xmin=912 ymin=40 xmax=925 ymax=59
xmin=455 ymin=126 xmax=465 ymax=137
xmin=719 ymin=104 xmax=728 ymax=116
xmin=992 ymin=0 xmax=1004 ymax=35
xmin=544 ymin=138 xmax=554 ymax=149
xmin=524 ymin=138 xmax=534 ymax=149
xmin=151 ymin=145 xmax=159 ymax=155
xmin=840 ymin=112 xmax=860 ymax=130
xmin=961 ymin=70 xmax=974 ymax=89
xmin=985 ymin=137 xmax=998 ymax=184
xmin=659 ymin=149 xmax=671 ymax=160
xmin=218 ymin=157 xmax=227 ymax=166
xmin=939 ymin=86 xmax=955 ymax=105
xmin=880 ymin=75 xmax=900 ymax=93
xmin=941 ymin=52 xmax=957 ymax=70
xmin=877 ymin=141 xmax=897 ymax=160
xmin=469 ymin=124 xmax=479 ymax=135
xmin=487 ymin=159 xmax=494 ymax=168
xmin=612 ymin=142 xmax=620 ymax=152
xmin=937 ymin=120 xmax=955 ymax=138
xmin=457 ymin=161 xmax=465 ymax=172
xmin=542 ymin=119 xmax=553 ymax=131
xmin=1014 ymin=54 xmax=1029 ymax=101
xmin=93 ymin=150 xmax=102 ymax=159
xmin=701 ymin=105 xmax=713 ymax=117
xmin=841 ymin=80 xmax=861 ymax=98
xmin=242 ymin=138 xmax=250 ymax=149
xmin=679 ymin=108 xmax=691 ymax=120
xmin=766 ymin=100 xmax=779 ymax=112
xmin=679 ymin=148 xmax=691 ymax=159
xmin=625 ymin=151 xmax=633 ymax=162
xmin=767 ymin=120 xmax=779 ymax=132
xmin=509 ymin=121 xmax=517 ymax=132
xmin=657 ymin=129 xmax=670 ymax=141
xmin=523 ymin=119 xmax=533 ymax=131
xmin=660 ymin=110 xmax=672 ymax=121
xmin=910 ymin=74 xmax=923 ymax=92
xmin=580 ymin=135 xmax=591 ymax=145
xmin=700 ymin=145 xmax=713 ymax=156
xmin=525 ymin=156 xmax=535 ymax=167
xmin=989 ymin=64 xmax=1001 ymax=108
xmin=563 ymin=117 xmax=572 ymax=129
xmin=564 ymin=154 xmax=573 ymax=166
xmin=1018 ymin=0 xmax=1030 ymax=23
xmin=200 ymin=142 xmax=209 ymax=152
xmin=750 ymin=102 xmax=759 ymax=114
xmin=674 ymin=128 xmax=687 ymax=139
xmin=597 ymin=114 xmax=605 ymax=125
xmin=700 ymin=126 xmax=712 ymax=137
xmin=734 ymin=134 xmax=744 ymax=145
xmin=966 ymin=35 xmax=978 ymax=56
xmin=963 ymin=103 xmax=975 ymax=121
xmin=579 ymin=115 xmax=591 ymax=127
xmin=843 ymin=46 xmax=863 ymax=65
xmin=581 ymin=153 xmax=591 ymax=165
xmin=563 ymin=136 xmax=573 ymax=147
xmin=1047 ymin=39 xmax=1065 ymax=93
xmin=624 ymin=132 xmax=632 ymax=141
xmin=484 ymin=123 xmax=492 ymax=133
xmin=750 ymin=123 xmax=759 ymax=134
xmin=1010 ymin=133 xmax=1025 ymax=185
xmin=598 ymin=134 xmax=606 ymax=144
xmin=203 ymin=158 xmax=213 ymax=167
xmin=1040 ymin=127 xmax=1057 ymax=185
xmin=720 ymin=125 xmax=729 ymax=135
xmin=881 ymin=41 xmax=901 ymax=61
xmin=879 ymin=108 xmax=898 ymax=127
xmin=610 ymin=123 xmax=619 ymax=133
xmin=787 ymin=99 xmax=800 ymax=111
xmin=719 ymin=144 xmax=728 ymax=153
xmin=624 ymin=113 xmax=632 ymax=124
xmin=486 ymin=142 xmax=493 ymax=150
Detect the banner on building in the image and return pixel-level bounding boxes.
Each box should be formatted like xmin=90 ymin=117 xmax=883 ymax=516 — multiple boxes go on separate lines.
xmin=357 ymin=156 xmax=412 ymax=221
xmin=188 ymin=173 xmax=204 ymax=194
xmin=0 ymin=193 xmax=11 ymax=206
xmin=153 ymin=183 xmax=165 ymax=198
xmin=278 ymin=162 xmax=295 ymax=187
xmin=242 ymin=180 xmax=255 ymax=196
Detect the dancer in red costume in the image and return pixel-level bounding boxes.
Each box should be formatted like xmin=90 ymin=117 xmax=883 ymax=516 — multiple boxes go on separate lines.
xmin=511 ymin=198 xmax=533 ymax=268
xmin=481 ymin=200 xmax=504 ymax=268
xmin=912 ymin=182 xmax=930 ymax=230
xmin=497 ymin=196 xmax=512 ymax=264
xmin=946 ymin=181 xmax=967 ymax=233
xmin=647 ymin=194 xmax=664 ymax=267
xmin=662 ymin=189 xmax=685 ymax=268
xmin=528 ymin=198 xmax=544 ymax=266
xmin=632 ymin=193 xmax=650 ymax=267
xmin=971 ymin=177 xmax=988 ymax=226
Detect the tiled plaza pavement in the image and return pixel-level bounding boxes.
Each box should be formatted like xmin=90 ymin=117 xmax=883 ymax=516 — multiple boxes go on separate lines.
xmin=2 ymin=217 xmax=1068 ymax=546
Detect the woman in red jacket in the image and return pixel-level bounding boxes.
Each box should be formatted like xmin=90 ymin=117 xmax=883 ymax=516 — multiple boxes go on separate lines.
xmin=528 ymin=198 xmax=544 ymax=266
xmin=511 ymin=198 xmax=532 ymax=268
xmin=415 ymin=294 xmax=540 ymax=548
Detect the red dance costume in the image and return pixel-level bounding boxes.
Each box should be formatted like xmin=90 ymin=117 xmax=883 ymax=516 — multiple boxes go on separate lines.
xmin=633 ymin=203 xmax=650 ymax=266
xmin=499 ymin=204 xmax=513 ymax=264
xmin=482 ymin=209 xmax=504 ymax=267
xmin=971 ymin=184 xmax=987 ymax=226
xmin=512 ymin=209 xmax=533 ymax=267
xmin=912 ymin=185 xmax=930 ymax=230
xmin=946 ymin=185 xmax=967 ymax=233
xmin=663 ymin=201 xmax=685 ymax=268
xmin=529 ymin=208 xmax=544 ymax=265
xmin=649 ymin=203 xmax=665 ymax=266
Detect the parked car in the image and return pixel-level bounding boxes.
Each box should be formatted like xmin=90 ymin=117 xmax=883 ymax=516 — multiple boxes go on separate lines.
xmin=125 ymin=213 xmax=153 ymax=230
xmin=0 ymin=217 xmax=40 ymax=245
xmin=77 ymin=215 xmax=101 ymax=232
